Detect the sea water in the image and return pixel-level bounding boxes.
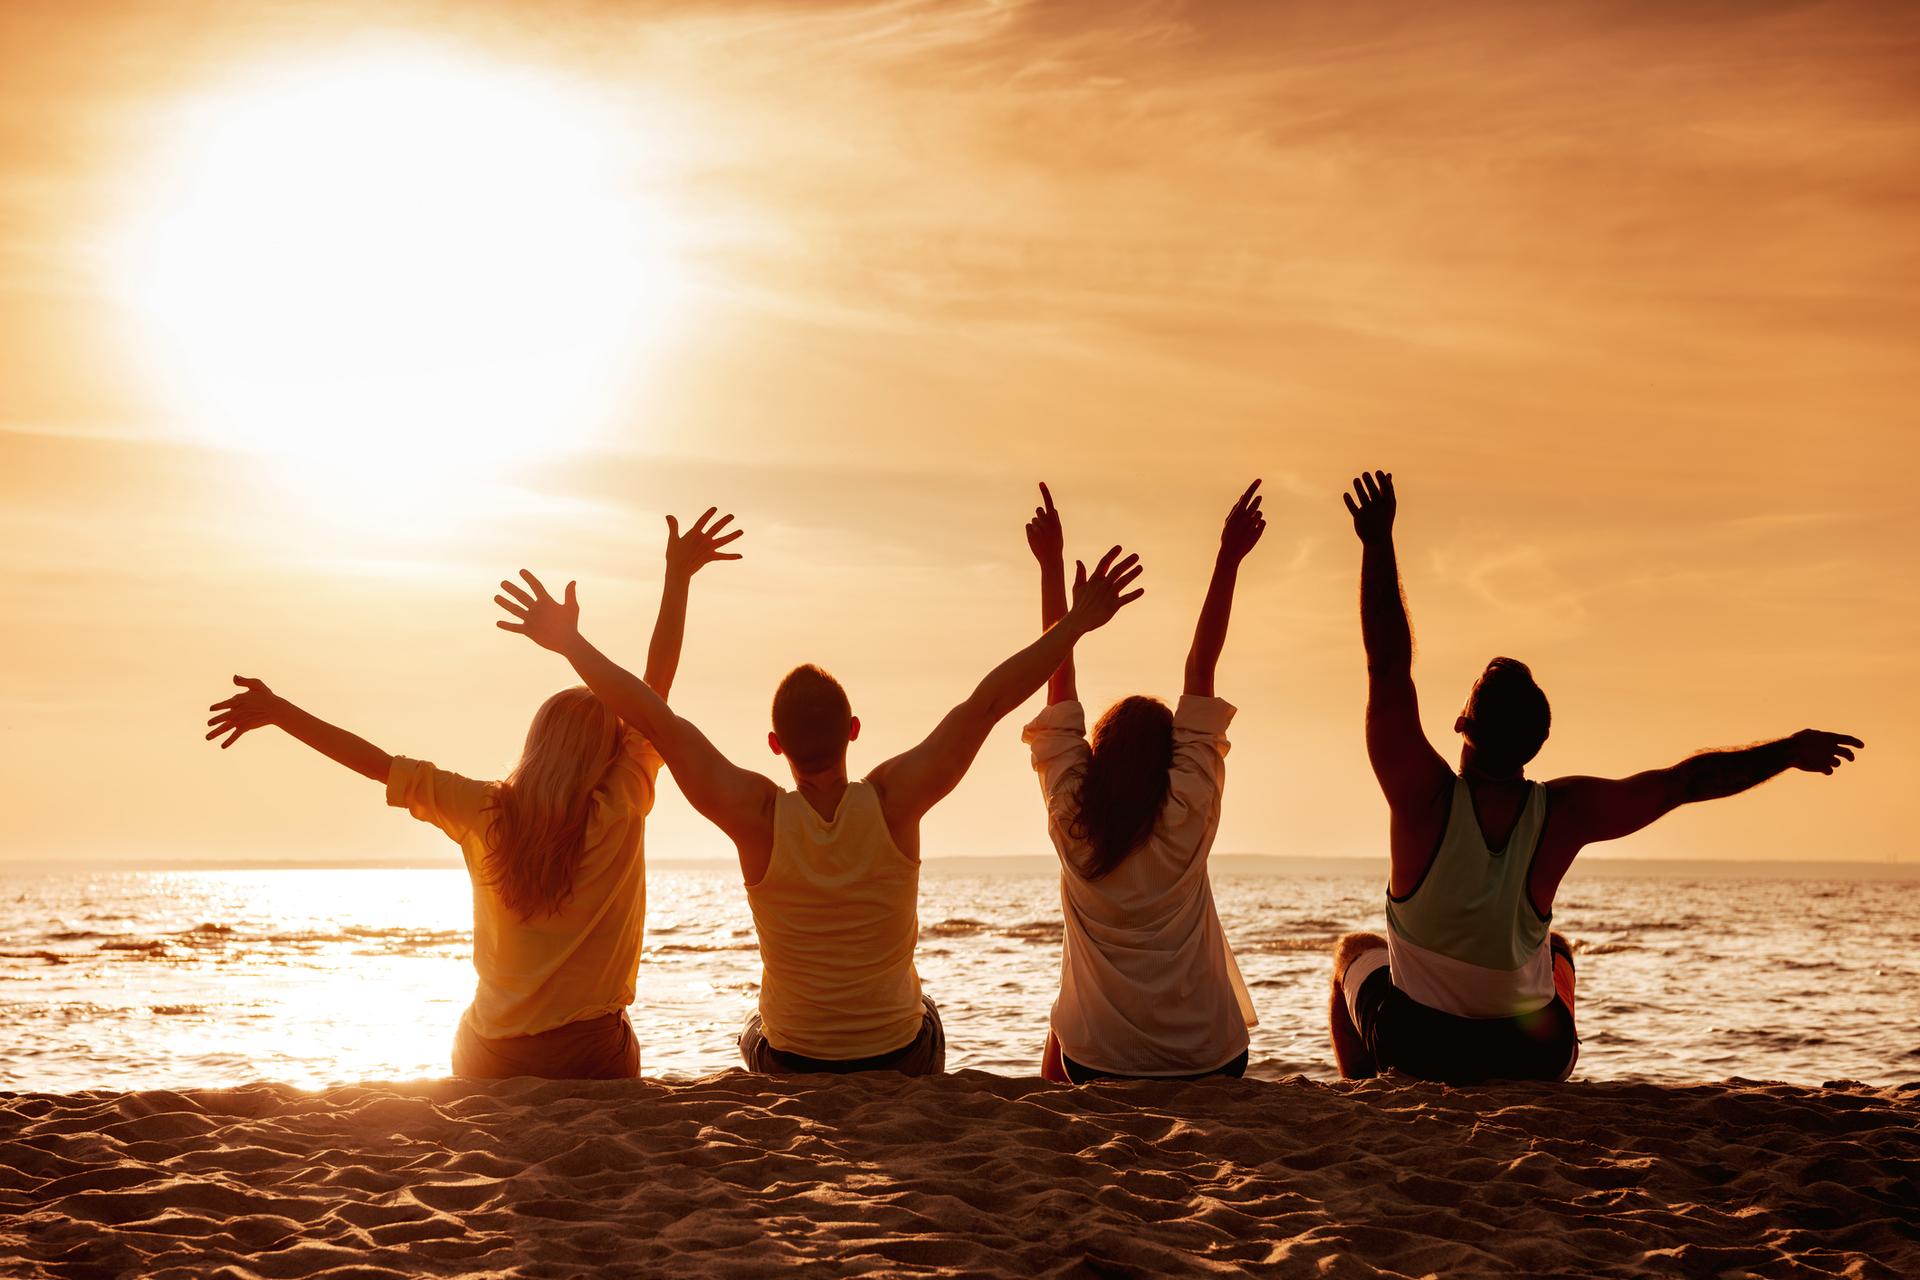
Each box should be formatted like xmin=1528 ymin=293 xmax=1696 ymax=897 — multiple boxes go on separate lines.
xmin=2 ymin=863 xmax=1915 ymax=1092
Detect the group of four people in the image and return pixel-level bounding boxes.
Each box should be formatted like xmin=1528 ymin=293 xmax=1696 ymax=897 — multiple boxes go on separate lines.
xmin=206 ymin=471 xmax=1861 ymax=1086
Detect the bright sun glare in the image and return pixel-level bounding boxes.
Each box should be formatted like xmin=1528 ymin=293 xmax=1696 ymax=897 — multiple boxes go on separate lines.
xmin=118 ymin=48 xmax=674 ymax=467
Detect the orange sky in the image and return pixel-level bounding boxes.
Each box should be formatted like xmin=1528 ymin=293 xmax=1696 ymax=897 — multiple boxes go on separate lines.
xmin=2 ymin=0 xmax=1914 ymax=867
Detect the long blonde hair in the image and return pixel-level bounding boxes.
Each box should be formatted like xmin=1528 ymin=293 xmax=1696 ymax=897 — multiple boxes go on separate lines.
xmin=482 ymin=686 xmax=623 ymax=919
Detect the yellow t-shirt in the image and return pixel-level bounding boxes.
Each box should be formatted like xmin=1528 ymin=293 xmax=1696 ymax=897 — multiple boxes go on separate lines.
xmin=386 ymin=729 xmax=663 ymax=1040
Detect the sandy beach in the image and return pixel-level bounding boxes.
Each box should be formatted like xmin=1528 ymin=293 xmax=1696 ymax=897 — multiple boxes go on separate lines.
xmin=3 ymin=1071 xmax=1914 ymax=1278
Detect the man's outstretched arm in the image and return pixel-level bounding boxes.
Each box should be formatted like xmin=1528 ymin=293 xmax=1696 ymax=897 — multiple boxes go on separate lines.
xmin=1547 ymin=730 xmax=1865 ymax=853
xmin=870 ymin=545 xmax=1146 ymax=833
xmin=643 ymin=507 xmax=744 ymax=700
xmin=1344 ymin=471 xmax=1450 ymax=810
xmin=1185 ymin=479 xmax=1265 ymax=696
xmin=496 ymin=571 xmax=777 ymax=853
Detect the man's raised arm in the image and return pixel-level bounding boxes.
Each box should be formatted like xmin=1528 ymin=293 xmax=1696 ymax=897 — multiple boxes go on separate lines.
xmin=869 ymin=545 xmax=1145 ymax=832
xmin=495 ymin=570 xmax=776 ymax=852
xmin=1343 ymin=470 xmax=1450 ymax=810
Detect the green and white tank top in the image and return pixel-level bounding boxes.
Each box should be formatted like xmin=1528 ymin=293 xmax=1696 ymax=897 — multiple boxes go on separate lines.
xmin=1384 ymin=777 xmax=1554 ymax=1018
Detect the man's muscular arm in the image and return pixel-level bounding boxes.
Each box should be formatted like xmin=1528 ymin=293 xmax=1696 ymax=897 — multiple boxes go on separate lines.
xmin=1533 ymin=729 xmax=1864 ymax=909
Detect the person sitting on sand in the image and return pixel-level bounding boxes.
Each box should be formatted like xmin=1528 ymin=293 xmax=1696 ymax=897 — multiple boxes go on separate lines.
xmin=1329 ymin=470 xmax=1864 ymax=1084
xmin=1021 ymin=481 xmax=1264 ymax=1084
xmin=492 ymin=542 xmax=1147 ymax=1076
xmin=204 ymin=508 xmax=745 ymax=1080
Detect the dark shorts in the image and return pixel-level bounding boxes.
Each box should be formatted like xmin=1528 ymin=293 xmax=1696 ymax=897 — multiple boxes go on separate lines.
xmin=1350 ymin=942 xmax=1579 ymax=1085
xmin=452 ymin=1009 xmax=641 ymax=1081
xmin=1060 ymin=1048 xmax=1249 ymax=1085
xmin=739 ymin=995 xmax=946 ymax=1076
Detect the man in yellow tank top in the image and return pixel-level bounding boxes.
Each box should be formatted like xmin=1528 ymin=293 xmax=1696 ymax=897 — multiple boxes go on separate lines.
xmin=496 ymin=540 xmax=1147 ymax=1074
xmin=1327 ymin=469 xmax=1864 ymax=1084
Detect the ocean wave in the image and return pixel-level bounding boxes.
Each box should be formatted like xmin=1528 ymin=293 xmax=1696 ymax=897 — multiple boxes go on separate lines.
xmin=923 ymin=918 xmax=992 ymax=938
xmin=1240 ymin=936 xmax=1338 ymax=954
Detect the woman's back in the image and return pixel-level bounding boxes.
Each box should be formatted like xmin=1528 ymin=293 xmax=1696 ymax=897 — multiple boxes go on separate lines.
xmin=1024 ymin=694 xmax=1254 ymax=1077
xmin=388 ymin=728 xmax=664 ymax=1039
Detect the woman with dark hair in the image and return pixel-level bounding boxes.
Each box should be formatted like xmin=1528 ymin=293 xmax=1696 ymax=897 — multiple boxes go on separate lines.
xmin=1022 ymin=481 xmax=1264 ymax=1083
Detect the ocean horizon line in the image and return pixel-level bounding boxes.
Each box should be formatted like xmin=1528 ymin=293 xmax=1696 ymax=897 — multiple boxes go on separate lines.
xmin=4 ymin=852 xmax=1915 ymax=881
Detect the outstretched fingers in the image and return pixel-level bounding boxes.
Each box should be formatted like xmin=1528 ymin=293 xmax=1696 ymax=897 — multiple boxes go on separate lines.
xmin=517 ymin=569 xmax=552 ymax=602
xmin=1093 ymin=544 xmax=1122 ymax=577
xmin=1039 ymin=481 xmax=1055 ymax=515
xmin=499 ymin=578 xmax=534 ymax=608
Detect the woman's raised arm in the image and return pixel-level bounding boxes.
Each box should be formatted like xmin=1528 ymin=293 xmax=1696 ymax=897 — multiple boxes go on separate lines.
xmin=205 ymin=676 xmax=393 ymax=783
xmin=1184 ymin=479 xmax=1265 ymax=697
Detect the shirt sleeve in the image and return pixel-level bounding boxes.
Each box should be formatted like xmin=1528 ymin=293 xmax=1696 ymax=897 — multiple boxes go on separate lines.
xmin=386 ymin=757 xmax=496 ymax=844
xmin=611 ymin=727 xmax=665 ymax=814
xmin=1161 ymin=695 xmax=1236 ymax=832
xmin=620 ymin=727 xmax=665 ymax=779
xmin=1020 ymin=701 xmax=1091 ymax=825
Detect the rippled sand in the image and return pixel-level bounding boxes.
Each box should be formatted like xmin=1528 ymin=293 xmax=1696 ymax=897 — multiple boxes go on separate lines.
xmin=3 ymin=1072 xmax=1915 ymax=1278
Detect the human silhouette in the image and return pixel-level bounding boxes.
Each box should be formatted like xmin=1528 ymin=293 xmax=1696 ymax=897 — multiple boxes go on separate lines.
xmin=494 ymin=539 xmax=1146 ymax=1075
xmin=1022 ymin=481 xmax=1264 ymax=1083
xmin=1328 ymin=471 xmax=1863 ymax=1083
xmin=204 ymin=507 xmax=743 ymax=1079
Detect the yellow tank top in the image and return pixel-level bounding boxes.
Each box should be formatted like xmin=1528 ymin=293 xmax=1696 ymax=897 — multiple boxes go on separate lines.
xmin=744 ymin=781 xmax=924 ymax=1059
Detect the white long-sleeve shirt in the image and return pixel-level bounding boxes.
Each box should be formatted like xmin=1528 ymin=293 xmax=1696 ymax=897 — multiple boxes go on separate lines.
xmin=1022 ymin=695 xmax=1256 ymax=1076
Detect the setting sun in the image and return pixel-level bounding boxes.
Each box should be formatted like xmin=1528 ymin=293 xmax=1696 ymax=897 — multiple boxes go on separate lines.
xmin=114 ymin=47 xmax=675 ymax=466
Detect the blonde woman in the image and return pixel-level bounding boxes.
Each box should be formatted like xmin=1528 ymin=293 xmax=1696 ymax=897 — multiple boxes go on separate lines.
xmin=204 ymin=509 xmax=743 ymax=1079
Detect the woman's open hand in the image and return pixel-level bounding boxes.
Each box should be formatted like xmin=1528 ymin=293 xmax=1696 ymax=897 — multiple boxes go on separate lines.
xmin=665 ymin=508 xmax=744 ymax=578
xmin=205 ymin=676 xmax=284 ymax=749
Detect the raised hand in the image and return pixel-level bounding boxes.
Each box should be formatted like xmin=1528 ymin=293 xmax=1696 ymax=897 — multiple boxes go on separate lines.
xmin=1343 ymin=470 xmax=1396 ymax=544
xmin=205 ymin=676 xmax=284 ymax=749
xmin=1025 ymin=482 xmax=1063 ymax=565
xmin=1068 ymin=545 xmax=1145 ymax=631
xmin=1786 ymin=730 xmax=1864 ymax=775
xmin=1220 ymin=479 xmax=1266 ymax=563
xmin=495 ymin=570 xmax=581 ymax=654
xmin=665 ymin=507 xmax=744 ymax=578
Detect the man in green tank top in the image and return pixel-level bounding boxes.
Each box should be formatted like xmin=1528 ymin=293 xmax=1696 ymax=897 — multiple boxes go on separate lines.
xmin=1327 ymin=470 xmax=1864 ymax=1084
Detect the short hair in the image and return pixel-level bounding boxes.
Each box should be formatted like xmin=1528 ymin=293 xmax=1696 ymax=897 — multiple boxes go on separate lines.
xmin=771 ymin=664 xmax=853 ymax=771
xmin=1462 ymin=657 xmax=1551 ymax=773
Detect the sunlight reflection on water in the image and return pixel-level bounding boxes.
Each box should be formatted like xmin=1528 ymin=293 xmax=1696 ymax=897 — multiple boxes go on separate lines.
xmin=1 ymin=867 xmax=1914 ymax=1091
